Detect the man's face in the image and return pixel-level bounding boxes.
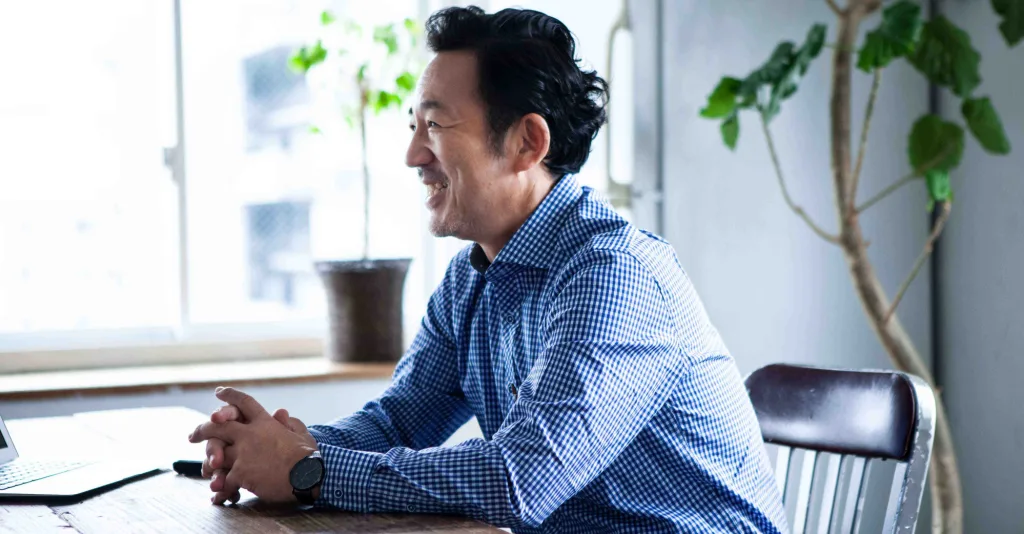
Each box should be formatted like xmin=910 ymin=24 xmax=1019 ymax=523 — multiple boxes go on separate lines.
xmin=406 ymin=51 xmax=514 ymax=241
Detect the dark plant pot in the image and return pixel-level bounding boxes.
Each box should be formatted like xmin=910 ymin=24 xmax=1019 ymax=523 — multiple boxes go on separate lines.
xmin=316 ymin=258 xmax=411 ymax=363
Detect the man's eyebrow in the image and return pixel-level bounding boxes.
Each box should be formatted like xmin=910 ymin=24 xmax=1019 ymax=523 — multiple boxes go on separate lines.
xmin=415 ymin=99 xmax=446 ymax=112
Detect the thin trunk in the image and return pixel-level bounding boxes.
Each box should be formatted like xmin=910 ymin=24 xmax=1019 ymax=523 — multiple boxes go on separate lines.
xmin=360 ymin=104 xmax=370 ymax=261
xmin=830 ymin=6 xmax=962 ymax=533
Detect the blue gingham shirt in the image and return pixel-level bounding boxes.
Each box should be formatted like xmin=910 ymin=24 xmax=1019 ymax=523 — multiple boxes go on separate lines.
xmin=308 ymin=176 xmax=788 ymax=533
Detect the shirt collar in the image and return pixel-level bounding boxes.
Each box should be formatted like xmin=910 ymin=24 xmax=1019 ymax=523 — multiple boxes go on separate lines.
xmin=470 ymin=175 xmax=583 ymax=276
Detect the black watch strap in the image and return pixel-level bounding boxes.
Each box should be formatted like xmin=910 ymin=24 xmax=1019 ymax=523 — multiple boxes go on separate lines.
xmin=293 ymin=486 xmax=317 ymax=505
xmin=291 ymin=451 xmax=324 ymax=505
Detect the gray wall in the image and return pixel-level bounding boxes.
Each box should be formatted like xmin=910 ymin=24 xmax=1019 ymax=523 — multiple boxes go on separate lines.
xmin=936 ymin=2 xmax=1024 ymax=533
xmin=653 ymin=0 xmax=933 ymax=380
xmin=643 ymin=0 xmax=936 ymax=530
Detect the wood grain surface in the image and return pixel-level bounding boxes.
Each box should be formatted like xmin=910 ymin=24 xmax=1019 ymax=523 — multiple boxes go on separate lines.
xmin=1 ymin=409 xmax=501 ymax=533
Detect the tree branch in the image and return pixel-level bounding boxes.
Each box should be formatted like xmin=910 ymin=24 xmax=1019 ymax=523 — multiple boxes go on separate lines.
xmin=856 ymin=144 xmax=957 ymax=214
xmin=884 ymin=201 xmax=952 ymax=323
xmin=760 ymin=115 xmax=841 ymax=245
xmin=856 ymin=173 xmax=918 ymax=213
xmin=849 ymin=69 xmax=881 ymax=205
xmin=826 ymin=0 xmax=844 ymax=15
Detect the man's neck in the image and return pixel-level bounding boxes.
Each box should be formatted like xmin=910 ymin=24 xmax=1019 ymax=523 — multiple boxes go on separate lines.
xmin=478 ymin=176 xmax=556 ymax=261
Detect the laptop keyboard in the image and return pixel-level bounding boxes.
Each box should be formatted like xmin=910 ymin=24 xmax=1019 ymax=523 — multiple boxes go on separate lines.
xmin=0 ymin=459 xmax=92 ymax=490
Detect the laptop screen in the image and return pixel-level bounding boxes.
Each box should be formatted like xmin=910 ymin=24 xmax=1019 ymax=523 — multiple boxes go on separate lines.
xmin=0 ymin=433 xmax=6 ymax=449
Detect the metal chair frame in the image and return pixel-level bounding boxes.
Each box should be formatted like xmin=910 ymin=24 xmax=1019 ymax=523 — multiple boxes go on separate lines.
xmin=746 ymin=365 xmax=936 ymax=533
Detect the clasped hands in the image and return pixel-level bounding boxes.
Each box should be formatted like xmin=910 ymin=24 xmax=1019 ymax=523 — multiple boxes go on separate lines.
xmin=187 ymin=387 xmax=320 ymax=505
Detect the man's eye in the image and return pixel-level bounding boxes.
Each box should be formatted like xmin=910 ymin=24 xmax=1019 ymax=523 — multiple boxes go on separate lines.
xmin=427 ymin=121 xmax=440 ymax=129
xmin=409 ymin=124 xmax=416 ymax=132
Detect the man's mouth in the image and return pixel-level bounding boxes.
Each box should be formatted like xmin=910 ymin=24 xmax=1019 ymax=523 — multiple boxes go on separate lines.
xmin=425 ymin=181 xmax=448 ymax=198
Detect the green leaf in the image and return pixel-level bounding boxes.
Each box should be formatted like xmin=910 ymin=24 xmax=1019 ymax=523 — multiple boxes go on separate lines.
xmin=857 ymin=1 xmax=923 ymax=71
xmin=700 ymin=77 xmax=743 ymax=119
xmin=288 ymin=41 xmax=328 ymax=73
xmin=370 ymin=90 xmax=402 ymax=114
xmin=740 ymin=42 xmax=796 ymax=104
xmin=908 ymin=114 xmax=965 ymax=173
xmin=309 ymin=125 xmax=322 ymax=134
xmin=721 ymin=114 xmax=740 ymax=150
xmin=395 ymin=71 xmax=416 ymax=94
xmin=962 ymin=97 xmax=1012 ymax=154
xmin=373 ymin=24 xmax=399 ymax=55
xmin=288 ymin=53 xmax=307 ymax=72
xmin=404 ymin=18 xmax=418 ymax=35
xmin=992 ymin=0 xmax=1024 ymax=46
xmin=740 ymin=24 xmax=827 ymax=122
xmin=356 ymin=64 xmax=368 ymax=83
xmin=925 ymin=169 xmax=952 ymax=207
xmin=320 ymin=10 xmax=336 ymax=26
xmin=309 ymin=40 xmax=327 ymax=64
xmin=909 ymin=16 xmax=981 ymax=97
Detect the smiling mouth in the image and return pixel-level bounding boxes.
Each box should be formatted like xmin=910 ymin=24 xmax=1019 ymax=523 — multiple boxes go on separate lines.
xmin=425 ymin=181 xmax=448 ymax=198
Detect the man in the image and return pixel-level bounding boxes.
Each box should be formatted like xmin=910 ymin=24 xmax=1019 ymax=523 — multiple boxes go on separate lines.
xmin=189 ymin=6 xmax=787 ymax=533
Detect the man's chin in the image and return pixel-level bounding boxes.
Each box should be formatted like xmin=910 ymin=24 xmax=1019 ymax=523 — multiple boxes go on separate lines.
xmin=428 ymin=216 xmax=462 ymax=239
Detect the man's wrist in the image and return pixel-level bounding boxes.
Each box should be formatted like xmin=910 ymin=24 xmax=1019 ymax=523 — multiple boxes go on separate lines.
xmin=290 ymin=449 xmax=324 ymax=505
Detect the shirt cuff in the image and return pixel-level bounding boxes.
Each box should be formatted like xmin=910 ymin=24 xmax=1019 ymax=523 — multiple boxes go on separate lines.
xmin=307 ymin=427 xmax=332 ymax=446
xmin=314 ymin=444 xmax=383 ymax=512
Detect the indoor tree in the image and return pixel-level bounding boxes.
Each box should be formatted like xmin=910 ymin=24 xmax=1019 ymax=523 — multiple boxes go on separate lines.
xmin=699 ymin=0 xmax=1020 ymax=532
xmin=290 ymin=11 xmax=421 ymax=260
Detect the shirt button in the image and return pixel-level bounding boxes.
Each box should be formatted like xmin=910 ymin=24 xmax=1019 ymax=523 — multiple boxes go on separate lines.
xmin=334 ymin=490 xmax=343 ymax=498
xmin=503 ymin=311 xmax=516 ymax=323
xmin=407 ymin=503 xmax=418 ymax=513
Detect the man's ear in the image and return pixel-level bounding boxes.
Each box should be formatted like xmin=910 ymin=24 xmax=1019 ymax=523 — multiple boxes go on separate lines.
xmin=510 ymin=113 xmax=551 ymax=174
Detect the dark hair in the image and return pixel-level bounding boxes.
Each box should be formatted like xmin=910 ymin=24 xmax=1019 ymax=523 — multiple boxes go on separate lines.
xmin=425 ymin=6 xmax=608 ymax=177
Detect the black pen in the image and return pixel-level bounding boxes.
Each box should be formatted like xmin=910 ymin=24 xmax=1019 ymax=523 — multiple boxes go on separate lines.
xmin=172 ymin=460 xmax=204 ymax=478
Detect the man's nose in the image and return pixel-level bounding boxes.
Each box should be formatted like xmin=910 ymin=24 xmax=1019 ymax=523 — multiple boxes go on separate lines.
xmin=406 ymin=132 xmax=434 ymax=169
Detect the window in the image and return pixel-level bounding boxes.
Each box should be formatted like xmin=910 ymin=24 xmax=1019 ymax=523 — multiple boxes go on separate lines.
xmin=0 ymin=1 xmax=179 ymax=345
xmin=0 ymin=0 xmax=631 ymax=372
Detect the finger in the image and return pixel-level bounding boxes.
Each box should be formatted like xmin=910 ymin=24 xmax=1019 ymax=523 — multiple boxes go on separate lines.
xmin=189 ymin=421 xmax=243 ymax=444
xmin=209 ymin=468 xmax=227 ymax=492
xmin=287 ymin=417 xmax=308 ymax=434
xmin=211 ymin=404 xmax=243 ymax=424
xmin=212 ymin=467 xmax=243 ymax=505
xmin=214 ymin=387 xmax=269 ymax=421
xmin=204 ymin=438 xmax=227 ymax=476
xmin=212 ymin=486 xmax=241 ymax=505
xmin=272 ymin=408 xmax=290 ymax=427
xmin=213 ymin=488 xmax=241 ymax=505
xmin=225 ymin=468 xmax=245 ymax=496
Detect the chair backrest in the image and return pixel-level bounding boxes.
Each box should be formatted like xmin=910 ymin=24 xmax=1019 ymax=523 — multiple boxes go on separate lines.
xmin=745 ymin=364 xmax=935 ymax=534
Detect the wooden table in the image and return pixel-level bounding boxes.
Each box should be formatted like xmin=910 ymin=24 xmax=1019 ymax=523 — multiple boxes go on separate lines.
xmin=0 ymin=407 xmax=502 ymax=533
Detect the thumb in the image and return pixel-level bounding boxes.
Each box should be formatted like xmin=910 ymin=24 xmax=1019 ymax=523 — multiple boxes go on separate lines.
xmin=287 ymin=417 xmax=308 ymax=434
xmin=272 ymin=408 xmax=290 ymax=427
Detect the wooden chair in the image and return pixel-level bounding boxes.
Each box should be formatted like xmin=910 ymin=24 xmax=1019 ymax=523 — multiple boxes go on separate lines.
xmin=745 ymin=364 xmax=936 ymax=534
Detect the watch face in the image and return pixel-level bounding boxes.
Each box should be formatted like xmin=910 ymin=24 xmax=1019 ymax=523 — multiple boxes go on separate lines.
xmin=289 ymin=456 xmax=324 ymax=491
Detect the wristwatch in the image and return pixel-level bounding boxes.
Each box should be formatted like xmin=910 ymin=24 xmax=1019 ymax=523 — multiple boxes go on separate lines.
xmin=289 ymin=450 xmax=324 ymax=505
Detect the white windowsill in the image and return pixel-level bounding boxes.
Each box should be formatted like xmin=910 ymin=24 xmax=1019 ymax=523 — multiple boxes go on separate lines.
xmin=0 ymin=356 xmax=396 ymax=401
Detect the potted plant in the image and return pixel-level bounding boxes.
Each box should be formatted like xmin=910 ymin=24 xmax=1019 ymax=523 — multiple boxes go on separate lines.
xmin=290 ymin=11 xmax=422 ymax=363
xmin=698 ymin=1 xmax=1017 ymax=531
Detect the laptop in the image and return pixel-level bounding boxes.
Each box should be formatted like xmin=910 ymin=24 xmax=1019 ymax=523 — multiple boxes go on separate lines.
xmin=0 ymin=412 xmax=160 ymax=502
